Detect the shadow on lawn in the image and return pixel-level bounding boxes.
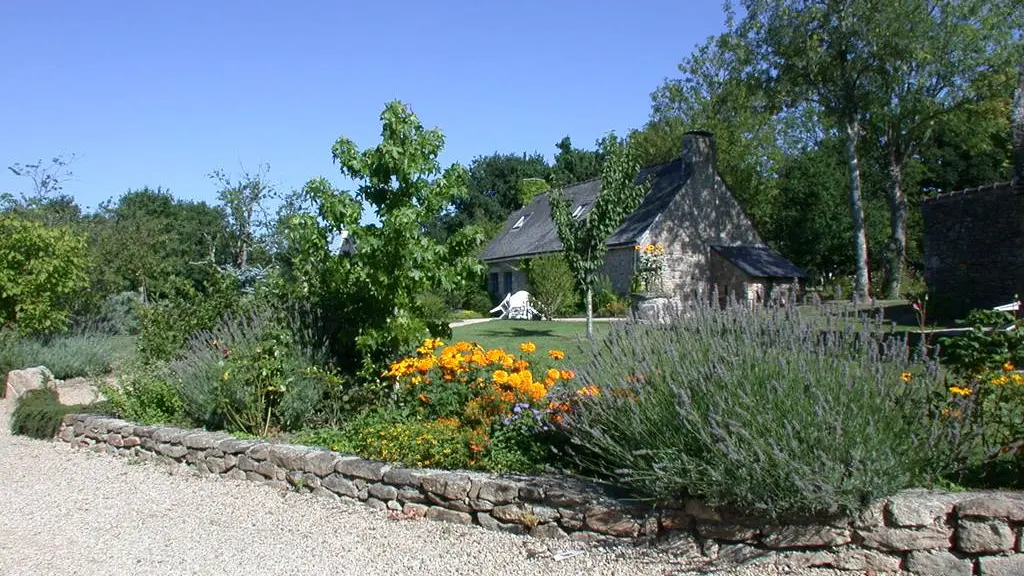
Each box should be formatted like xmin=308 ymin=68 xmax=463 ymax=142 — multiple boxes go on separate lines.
xmin=472 ymin=327 xmax=563 ymax=339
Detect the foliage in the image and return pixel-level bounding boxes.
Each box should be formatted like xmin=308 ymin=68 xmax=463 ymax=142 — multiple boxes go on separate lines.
xmin=550 ymin=133 xmax=649 ymax=338
xmin=596 ymin=298 xmax=629 ymax=318
xmin=378 ymin=338 xmax=579 ymax=471
xmin=102 ymin=360 xmax=185 ymax=426
xmin=517 ymin=177 xmax=550 ymax=207
xmin=551 ymin=136 xmax=604 ymax=188
xmin=0 ymin=332 xmax=134 ymax=380
xmin=209 ymin=163 xmax=277 ymax=268
xmin=74 ymin=291 xmax=142 ymax=336
xmin=633 ymin=243 xmax=667 ymax=293
xmin=522 ymin=254 xmax=578 ymax=318
xmin=939 ymin=310 xmax=1024 ymax=378
xmin=281 ymin=101 xmax=486 ymax=380
xmin=169 ymin=311 xmax=325 ymax=435
xmin=0 ymin=214 xmax=89 ymax=335
xmin=10 ymin=388 xmax=112 ymax=440
xmin=560 ymin=299 xmax=953 ymax=519
xmin=135 ymin=272 xmax=244 ymax=363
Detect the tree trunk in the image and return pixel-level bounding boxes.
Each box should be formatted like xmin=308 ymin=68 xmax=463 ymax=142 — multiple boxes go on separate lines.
xmin=585 ymin=285 xmax=593 ymax=340
xmin=845 ymin=120 xmax=871 ymax=304
xmin=883 ymin=150 xmax=907 ymax=300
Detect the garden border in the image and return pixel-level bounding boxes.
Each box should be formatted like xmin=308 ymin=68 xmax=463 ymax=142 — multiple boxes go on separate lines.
xmin=59 ymin=413 xmax=1024 ymax=576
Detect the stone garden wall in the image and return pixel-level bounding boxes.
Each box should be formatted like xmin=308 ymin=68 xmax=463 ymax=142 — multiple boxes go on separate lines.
xmin=59 ymin=413 xmax=1024 ymax=576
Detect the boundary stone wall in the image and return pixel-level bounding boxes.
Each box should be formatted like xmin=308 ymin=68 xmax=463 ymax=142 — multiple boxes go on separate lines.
xmin=59 ymin=413 xmax=1024 ymax=576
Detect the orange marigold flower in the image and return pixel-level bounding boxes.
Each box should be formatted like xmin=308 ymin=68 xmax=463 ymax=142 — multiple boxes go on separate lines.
xmin=1012 ymin=373 xmax=1024 ymax=385
xmin=949 ymin=386 xmax=972 ymax=397
xmin=900 ymin=371 xmax=913 ymax=383
xmin=1004 ymin=362 xmax=1016 ymax=372
xmin=485 ymin=349 xmax=505 ymax=363
xmin=514 ymin=360 xmax=530 ymax=372
xmin=577 ymin=385 xmax=600 ymax=397
xmin=547 ymin=349 xmax=565 ymax=360
xmin=560 ymin=369 xmax=576 ymax=380
xmin=492 ymin=370 xmax=510 ymax=384
xmin=546 ymin=368 xmax=561 ymax=382
xmin=417 ymin=394 xmax=431 ymax=403
xmin=991 ymin=375 xmax=1009 ymax=386
xmin=455 ymin=341 xmax=473 ymax=352
xmin=519 ymin=341 xmax=537 ymax=353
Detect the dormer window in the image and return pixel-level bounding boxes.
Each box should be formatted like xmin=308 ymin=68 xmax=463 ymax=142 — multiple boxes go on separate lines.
xmin=572 ymin=204 xmax=588 ymax=219
xmin=512 ymin=213 xmax=531 ymax=230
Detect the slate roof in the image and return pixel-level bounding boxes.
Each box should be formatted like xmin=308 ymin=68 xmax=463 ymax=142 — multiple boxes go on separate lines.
xmin=920 ymin=181 xmax=1022 ymax=204
xmin=480 ymin=159 xmax=686 ymax=263
xmin=710 ymin=244 xmax=806 ymax=279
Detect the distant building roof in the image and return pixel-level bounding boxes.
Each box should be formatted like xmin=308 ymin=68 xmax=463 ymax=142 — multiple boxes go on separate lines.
xmin=480 ymin=159 xmax=685 ymax=263
xmin=710 ymin=244 xmax=806 ymax=279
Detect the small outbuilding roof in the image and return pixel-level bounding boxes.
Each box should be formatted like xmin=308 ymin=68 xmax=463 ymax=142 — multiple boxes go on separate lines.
xmin=710 ymin=244 xmax=805 ymax=279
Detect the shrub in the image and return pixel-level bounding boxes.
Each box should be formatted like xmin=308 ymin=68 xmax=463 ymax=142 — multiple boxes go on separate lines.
xmin=0 ymin=214 xmax=90 ymax=336
xmin=0 ymin=331 xmax=134 ymax=380
xmin=939 ymin=310 xmax=1024 ymax=378
xmin=102 ymin=360 xmax=186 ymax=425
xmin=10 ymin=388 xmax=112 ymax=439
xmin=136 ymin=273 xmax=243 ymax=363
xmin=463 ymin=286 xmax=496 ymax=316
xmin=73 ymin=291 xmax=142 ymax=336
xmin=169 ymin=311 xmax=325 ymax=435
xmin=523 ymin=255 xmax=578 ymax=318
xmin=559 ymin=300 xmax=952 ymax=519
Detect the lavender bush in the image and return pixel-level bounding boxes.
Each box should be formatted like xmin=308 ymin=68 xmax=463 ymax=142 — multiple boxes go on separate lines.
xmin=559 ymin=298 xmax=957 ymax=519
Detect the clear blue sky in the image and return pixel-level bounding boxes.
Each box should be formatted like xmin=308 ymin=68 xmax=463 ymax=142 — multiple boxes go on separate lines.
xmin=0 ymin=1 xmax=728 ymax=214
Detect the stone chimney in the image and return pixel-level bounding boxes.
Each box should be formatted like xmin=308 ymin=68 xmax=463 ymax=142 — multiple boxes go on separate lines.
xmin=1013 ymin=60 xmax=1024 ymax=185
xmin=682 ymin=130 xmax=717 ymax=175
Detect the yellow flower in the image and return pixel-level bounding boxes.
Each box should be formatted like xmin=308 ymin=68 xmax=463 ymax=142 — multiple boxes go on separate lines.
xmin=547 ymin=349 xmax=565 ymax=360
xmin=520 ymin=342 xmax=537 ymax=354
xmin=1004 ymin=362 xmax=1015 ymax=372
xmin=900 ymin=371 xmax=913 ymax=383
xmin=991 ymin=375 xmax=1010 ymax=386
xmin=1011 ymin=373 xmax=1024 ymax=385
xmin=949 ymin=386 xmax=972 ymax=397
xmin=546 ymin=368 xmax=561 ymax=382
xmin=560 ymin=369 xmax=576 ymax=380
xmin=577 ymin=385 xmax=600 ymax=397
xmin=492 ymin=370 xmax=510 ymax=385
xmin=220 ymin=370 xmax=229 ymax=381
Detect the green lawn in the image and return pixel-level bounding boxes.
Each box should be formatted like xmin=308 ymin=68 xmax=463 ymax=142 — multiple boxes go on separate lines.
xmin=451 ymin=320 xmax=613 ymax=360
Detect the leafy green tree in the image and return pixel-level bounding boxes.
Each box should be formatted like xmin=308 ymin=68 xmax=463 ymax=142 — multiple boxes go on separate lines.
xmin=4 ymin=154 xmax=82 ymax=227
xmin=867 ymin=0 xmax=1022 ymax=298
xmin=521 ymin=254 xmax=578 ymax=318
xmin=0 ymin=214 xmax=89 ymax=335
xmin=516 ymin=177 xmax=550 ymax=207
xmin=283 ymin=101 xmax=485 ymax=376
xmin=735 ymin=0 xmax=888 ymax=303
xmin=550 ymin=136 xmax=604 ymax=188
xmin=550 ymin=134 xmax=649 ymax=339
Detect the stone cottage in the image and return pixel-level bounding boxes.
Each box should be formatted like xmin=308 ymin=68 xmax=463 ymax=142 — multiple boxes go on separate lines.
xmin=921 ymin=64 xmax=1024 ymax=319
xmin=479 ymin=131 xmax=805 ymax=306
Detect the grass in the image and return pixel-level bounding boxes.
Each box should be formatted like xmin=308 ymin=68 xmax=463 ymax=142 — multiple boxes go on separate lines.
xmin=451 ymin=319 xmax=612 ymax=361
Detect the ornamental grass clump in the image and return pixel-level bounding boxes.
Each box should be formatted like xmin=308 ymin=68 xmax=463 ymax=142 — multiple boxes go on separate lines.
xmin=559 ymin=298 xmax=955 ymax=519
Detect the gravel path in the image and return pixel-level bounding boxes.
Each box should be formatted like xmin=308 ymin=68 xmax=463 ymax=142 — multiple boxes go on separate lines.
xmin=0 ymin=403 xmax=858 ymax=576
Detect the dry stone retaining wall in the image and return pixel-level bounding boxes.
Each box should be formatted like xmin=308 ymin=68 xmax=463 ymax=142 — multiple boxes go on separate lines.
xmin=59 ymin=413 xmax=1024 ymax=575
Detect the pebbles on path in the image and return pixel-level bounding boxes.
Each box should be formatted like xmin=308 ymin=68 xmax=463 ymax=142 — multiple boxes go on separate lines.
xmin=0 ymin=403 xmax=867 ymax=576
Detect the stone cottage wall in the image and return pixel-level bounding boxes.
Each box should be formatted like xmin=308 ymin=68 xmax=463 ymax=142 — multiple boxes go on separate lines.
xmin=58 ymin=413 xmax=1024 ymax=575
xmin=487 ymin=247 xmax=636 ymax=303
xmin=921 ymin=184 xmax=1024 ymax=319
xmin=647 ymin=134 xmax=762 ymax=299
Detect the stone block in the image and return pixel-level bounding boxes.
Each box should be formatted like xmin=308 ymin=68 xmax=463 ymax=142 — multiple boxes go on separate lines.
xmin=3 ymin=366 xmax=54 ymax=401
xmin=58 ymin=426 xmax=74 ymax=442
xmin=887 ymin=490 xmax=962 ymax=527
xmin=105 ymin=433 xmax=123 ymax=447
xmin=236 ymin=455 xmax=258 ymax=472
xmin=321 ymin=474 xmax=357 ymax=498
xmin=425 ymin=506 xmax=473 ymax=525
xmin=685 ymin=498 xmax=722 ymax=522
xmin=531 ymin=523 xmax=569 ymax=539
xmin=543 ymin=488 xmax=588 ymax=507
xmin=475 ymin=479 xmax=520 ymax=505
xmin=697 ymin=522 xmax=758 ymax=542
xmin=958 ymin=495 xmax=1024 ymax=522
xmin=856 ymin=525 xmax=952 ymax=552
xmin=268 ymin=444 xmax=310 ymax=471
xmin=382 ymin=467 xmax=424 ymax=487
xmin=365 ymin=498 xmax=387 ymax=511
xmin=122 ymin=436 xmax=140 ymax=448
xmin=255 ymin=461 xmax=283 ymax=481
xmin=397 ymin=487 xmax=426 ymax=504
xmin=421 ymin=473 xmax=472 ymax=500
xmin=957 ymin=519 xmax=1015 ymax=554
xmin=492 ymin=503 xmax=535 ymax=525
xmin=904 ymin=550 xmax=973 ymax=576
xmin=403 ymin=503 xmax=429 ymax=518
xmin=477 ymin=512 xmax=528 ymax=534
xmin=977 ymin=554 xmax=1024 ymax=576
xmin=217 ymin=438 xmax=260 ymax=454
xmin=182 ymin=432 xmax=230 ymax=450
xmin=584 ymin=506 xmax=640 ymax=538
xmin=151 ymin=427 xmax=187 ymax=444
xmin=335 ymin=457 xmax=390 ymax=481
xmin=246 ymin=443 xmax=271 ymax=461
xmin=518 ymin=484 xmax=545 ymax=502
xmin=470 ymin=499 xmax=494 ymax=512
xmin=155 ymin=443 xmax=187 ymax=459
xmin=302 ymin=450 xmax=341 ymax=477
xmin=368 ymin=483 xmax=399 ymax=501
xmin=660 ymin=510 xmax=692 ymax=532
xmin=760 ymin=525 xmax=851 ymax=549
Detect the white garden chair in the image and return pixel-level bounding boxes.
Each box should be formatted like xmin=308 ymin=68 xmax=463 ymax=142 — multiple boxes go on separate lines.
xmin=489 ymin=290 xmax=540 ymax=320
